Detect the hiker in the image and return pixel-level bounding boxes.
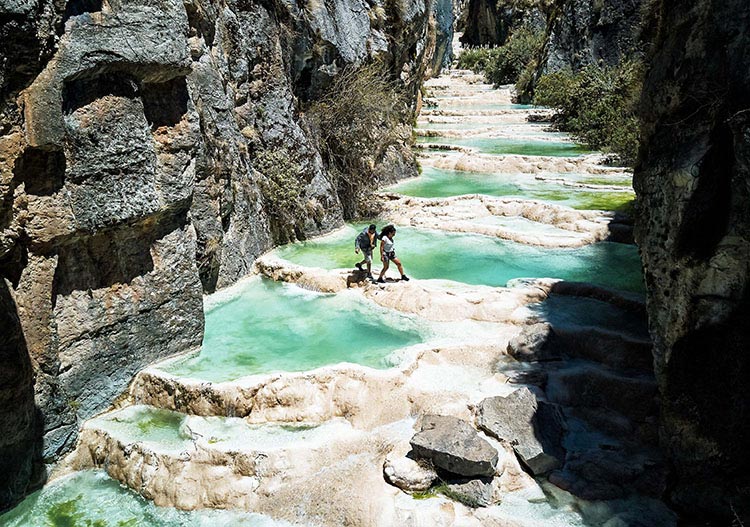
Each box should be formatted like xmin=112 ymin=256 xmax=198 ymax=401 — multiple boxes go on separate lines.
xmin=377 ymin=225 xmax=409 ymax=283
xmin=354 ymin=224 xmax=377 ymax=279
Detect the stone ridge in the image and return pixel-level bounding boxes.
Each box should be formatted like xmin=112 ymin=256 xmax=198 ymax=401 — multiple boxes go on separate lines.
xmin=0 ymin=0 xmax=453 ymax=509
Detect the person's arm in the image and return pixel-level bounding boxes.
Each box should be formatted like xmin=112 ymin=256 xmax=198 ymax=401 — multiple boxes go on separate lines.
xmin=380 ymin=238 xmax=386 ymax=261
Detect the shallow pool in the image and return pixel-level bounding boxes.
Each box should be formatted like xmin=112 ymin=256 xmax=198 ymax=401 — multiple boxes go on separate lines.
xmin=0 ymin=470 xmax=290 ymax=527
xmin=385 ymin=167 xmax=634 ymax=211
xmin=274 ymin=225 xmax=644 ymax=293
xmin=417 ymin=136 xmax=590 ymax=157
xmin=88 ymin=405 xmax=351 ymax=452
xmin=162 ymin=278 xmax=425 ymax=382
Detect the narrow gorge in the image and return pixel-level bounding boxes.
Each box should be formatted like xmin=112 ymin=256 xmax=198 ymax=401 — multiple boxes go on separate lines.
xmin=1 ymin=0 xmax=748 ymax=526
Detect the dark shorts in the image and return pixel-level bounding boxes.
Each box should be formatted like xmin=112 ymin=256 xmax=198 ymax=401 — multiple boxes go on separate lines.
xmin=384 ymin=250 xmax=396 ymax=261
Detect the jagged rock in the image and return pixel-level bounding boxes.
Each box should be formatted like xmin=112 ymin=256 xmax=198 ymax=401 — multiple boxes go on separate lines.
xmin=410 ymin=415 xmax=498 ymax=477
xmin=383 ymin=446 xmax=438 ymax=492
xmin=476 ymin=388 xmax=565 ymax=475
xmin=506 ymin=323 xmax=561 ymax=362
xmin=444 ymin=477 xmax=494 ymax=508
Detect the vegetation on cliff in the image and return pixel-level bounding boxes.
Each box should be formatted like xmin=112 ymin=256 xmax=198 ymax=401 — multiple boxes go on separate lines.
xmin=307 ymin=63 xmax=411 ymax=218
xmin=457 ymin=24 xmax=545 ymax=86
xmin=533 ymin=60 xmax=644 ymax=165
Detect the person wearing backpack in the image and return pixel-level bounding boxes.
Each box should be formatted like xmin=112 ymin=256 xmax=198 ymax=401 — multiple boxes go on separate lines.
xmin=377 ymin=225 xmax=409 ymax=283
xmin=354 ymin=224 xmax=378 ymax=280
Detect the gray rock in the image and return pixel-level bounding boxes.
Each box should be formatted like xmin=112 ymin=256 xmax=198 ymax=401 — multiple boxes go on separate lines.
xmin=477 ymin=388 xmax=565 ymax=475
xmin=444 ymin=477 xmax=494 ymax=508
xmin=410 ymin=415 xmax=499 ymax=478
xmin=541 ymin=0 xmax=644 ymax=74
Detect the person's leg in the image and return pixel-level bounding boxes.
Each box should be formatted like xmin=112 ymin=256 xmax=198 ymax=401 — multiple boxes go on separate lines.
xmin=378 ymin=258 xmax=390 ymax=281
xmin=392 ymin=257 xmax=409 ymax=281
xmin=365 ymin=251 xmax=373 ymax=276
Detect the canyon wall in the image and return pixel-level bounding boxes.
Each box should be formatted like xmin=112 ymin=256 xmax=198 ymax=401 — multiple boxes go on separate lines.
xmin=540 ymin=0 xmax=643 ymax=74
xmin=0 ymin=0 xmax=451 ymax=509
xmin=635 ymin=0 xmax=750 ymax=522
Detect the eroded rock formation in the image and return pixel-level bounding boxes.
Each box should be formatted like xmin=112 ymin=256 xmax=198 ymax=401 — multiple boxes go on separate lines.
xmin=0 ymin=0 xmax=452 ymax=509
xmin=635 ymin=0 xmax=750 ymax=521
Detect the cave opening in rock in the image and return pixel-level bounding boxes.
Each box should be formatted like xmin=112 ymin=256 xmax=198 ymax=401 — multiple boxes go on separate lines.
xmin=141 ymin=77 xmax=189 ymax=130
xmin=13 ymin=147 xmax=66 ymax=196
xmin=62 ymin=73 xmax=139 ymax=115
xmin=63 ymin=0 xmax=104 ymax=22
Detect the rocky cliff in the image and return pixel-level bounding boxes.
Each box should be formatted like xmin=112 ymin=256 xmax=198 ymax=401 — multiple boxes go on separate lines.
xmin=459 ymin=0 xmax=543 ymax=47
xmin=635 ymin=0 xmax=750 ymax=522
xmin=0 ymin=0 xmax=451 ymax=510
xmin=540 ymin=0 xmax=643 ymax=74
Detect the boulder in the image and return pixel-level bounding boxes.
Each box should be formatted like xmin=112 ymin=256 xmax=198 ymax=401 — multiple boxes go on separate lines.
xmin=410 ymin=415 xmax=498 ymax=477
xmin=383 ymin=444 xmax=438 ymax=491
xmin=506 ymin=323 xmax=561 ymax=362
xmin=476 ymin=388 xmax=565 ymax=475
xmin=444 ymin=477 xmax=494 ymax=508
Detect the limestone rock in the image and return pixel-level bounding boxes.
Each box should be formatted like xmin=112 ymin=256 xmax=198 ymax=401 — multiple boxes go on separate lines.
xmin=383 ymin=444 xmax=438 ymax=492
xmin=410 ymin=415 xmax=498 ymax=477
xmin=476 ymin=388 xmax=565 ymax=475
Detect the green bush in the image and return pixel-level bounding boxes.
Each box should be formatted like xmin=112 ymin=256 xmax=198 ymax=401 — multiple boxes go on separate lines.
xmin=484 ymin=25 xmax=545 ymax=86
xmin=533 ymin=60 xmax=644 ymax=165
xmin=457 ymin=24 xmax=544 ymax=87
xmin=255 ymin=148 xmax=305 ymax=242
xmin=456 ymin=47 xmax=493 ymax=72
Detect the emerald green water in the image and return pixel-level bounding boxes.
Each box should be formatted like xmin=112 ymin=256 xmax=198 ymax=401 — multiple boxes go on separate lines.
xmin=0 ymin=470 xmax=290 ymax=527
xmin=162 ymin=278 xmax=425 ymax=382
xmin=275 ymin=225 xmax=644 ymax=293
xmin=385 ymin=167 xmax=634 ymax=211
xmin=417 ymin=136 xmax=589 ymax=157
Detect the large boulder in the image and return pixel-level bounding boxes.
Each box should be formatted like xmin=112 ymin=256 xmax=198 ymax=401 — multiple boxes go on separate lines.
xmin=410 ymin=415 xmax=499 ymax=478
xmin=476 ymin=388 xmax=565 ymax=475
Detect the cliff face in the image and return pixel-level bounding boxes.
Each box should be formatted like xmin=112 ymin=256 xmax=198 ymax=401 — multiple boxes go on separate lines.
xmin=541 ymin=0 xmax=642 ymax=74
xmin=0 ymin=0 xmax=451 ymax=509
xmin=635 ymin=0 xmax=750 ymax=521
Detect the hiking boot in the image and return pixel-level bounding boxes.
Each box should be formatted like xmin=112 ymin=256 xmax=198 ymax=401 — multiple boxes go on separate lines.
xmin=355 ymin=262 xmax=363 ymax=271
xmin=377 ymin=277 xmax=386 ymax=284
xmin=401 ymin=275 xmax=410 ymax=281
xmin=367 ymin=274 xmax=374 ymax=280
